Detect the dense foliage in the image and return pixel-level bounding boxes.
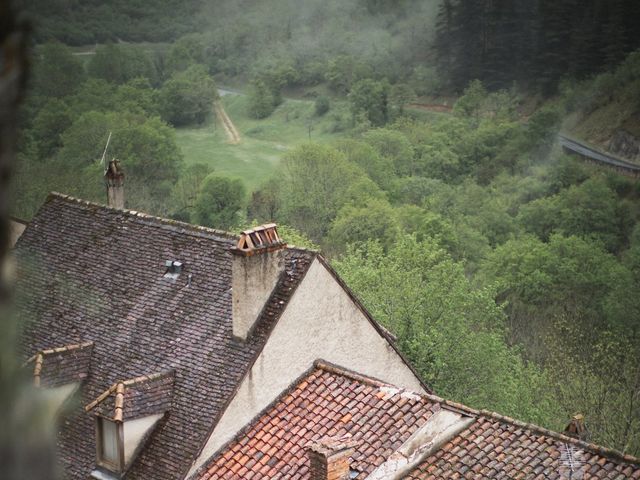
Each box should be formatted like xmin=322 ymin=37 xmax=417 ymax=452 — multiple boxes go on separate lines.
xmin=245 ymin=56 xmax=640 ymax=453
xmin=21 ymin=0 xmax=201 ymax=44
xmin=435 ymin=0 xmax=640 ymax=93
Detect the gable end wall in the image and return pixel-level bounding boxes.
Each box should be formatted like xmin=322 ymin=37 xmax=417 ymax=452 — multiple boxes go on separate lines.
xmin=188 ymin=258 xmax=424 ymax=476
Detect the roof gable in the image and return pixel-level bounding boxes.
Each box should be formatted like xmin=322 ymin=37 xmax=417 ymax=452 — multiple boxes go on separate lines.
xmin=85 ymin=371 xmax=175 ymax=421
xmin=196 ymin=361 xmax=441 ymax=480
xmin=24 ymin=341 xmax=93 ymax=388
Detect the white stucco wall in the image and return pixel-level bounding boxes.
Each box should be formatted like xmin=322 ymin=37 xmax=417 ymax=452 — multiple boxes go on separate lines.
xmin=43 ymin=382 xmax=79 ymax=418
xmin=9 ymin=219 xmax=26 ymax=248
xmin=123 ymin=413 xmax=164 ymax=464
xmin=188 ymin=258 xmax=424 ymax=476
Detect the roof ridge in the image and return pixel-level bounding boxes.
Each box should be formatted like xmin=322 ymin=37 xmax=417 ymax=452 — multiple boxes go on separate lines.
xmin=46 ymin=193 xmax=324 ymax=254
xmin=85 ymin=370 xmax=175 ymax=414
xmin=313 ymin=361 xmax=483 ymax=418
xmin=47 ymin=192 xmax=239 ymax=241
xmin=284 ymin=245 xmax=321 ymax=255
xmin=313 ymin=360 xmax=394 ymax=388
xmin=395 ymin=387 xmax=640 ymax=466
xmin=24 ymin=341 xmax=95 ymax=387
xmin=476 ymin=409 xmax=640 ymax=466
xmin=24 ymin=340 xmax=94 ymax=365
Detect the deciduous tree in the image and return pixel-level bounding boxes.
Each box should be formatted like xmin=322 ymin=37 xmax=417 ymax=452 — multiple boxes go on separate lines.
xmin=193 ymin=174 xmax=246 ymax=229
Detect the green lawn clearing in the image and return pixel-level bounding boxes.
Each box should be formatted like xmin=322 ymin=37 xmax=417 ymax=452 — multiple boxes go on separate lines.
xmin=175 ymin=94 xmax=349 ymax=191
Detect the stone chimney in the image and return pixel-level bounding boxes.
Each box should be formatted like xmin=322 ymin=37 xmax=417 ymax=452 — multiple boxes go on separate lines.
xmin=564 ymin=413 xmax=588 ymax=441
xmin=230 ymin=224 xmax=286 ymax=340
xmin=105 ymin=159 xmax=125 ymax=209
xmin=307 ymin=436 xmax=357 ymax=480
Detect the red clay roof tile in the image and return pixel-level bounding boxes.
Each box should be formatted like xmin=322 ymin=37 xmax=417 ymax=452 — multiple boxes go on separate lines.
xmin=406 ymin=414 xmax=640 ymax=479
xmin=195 ymin=362 xmax=640 ymax=480
xmin=196 ymin=362 xmax=440 ymax=480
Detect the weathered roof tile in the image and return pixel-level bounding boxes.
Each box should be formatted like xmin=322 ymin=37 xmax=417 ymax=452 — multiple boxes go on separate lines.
xmin=24 ymin=341 xmax=94 ymax=388
xmin=195 ymin=361 xmax=640 ymax=480
xmin=196 ymin=361 xmax=440 ymax=480
xmin=406 ymin=412 xmax=640 ymax=480
xmin=16 ymin=193 xmax=316 ymax=480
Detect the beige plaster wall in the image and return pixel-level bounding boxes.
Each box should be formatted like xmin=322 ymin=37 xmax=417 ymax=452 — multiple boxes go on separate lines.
xmin=188 ymin=258 xmax=424 ymax=476
xmin=9 ymin=219 xmax=26 ymax=248
xmin=123 ymin=413 xmax=164 ymax=464
xmin=232 ymin=249 xmax=284 ymax=339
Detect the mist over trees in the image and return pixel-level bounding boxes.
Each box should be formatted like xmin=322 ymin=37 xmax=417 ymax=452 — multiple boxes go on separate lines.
xmin=21 ymin=0 xmax=202 ymax=44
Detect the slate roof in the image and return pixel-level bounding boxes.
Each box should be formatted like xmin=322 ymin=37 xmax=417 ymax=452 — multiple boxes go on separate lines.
xmin=15 ymin=193 xmax=316 ymax=480
xmin=24 ymin=341 xmax=94 ymax=388
xmin=197 ymin=363 xmax=640 ymax=480
xmin=85 ymin=371 xmax=175 ymax=422
xmin=196 ymin=361 xmax=442 ymax=480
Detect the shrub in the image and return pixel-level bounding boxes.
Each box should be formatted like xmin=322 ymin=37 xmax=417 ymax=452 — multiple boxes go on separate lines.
xmin=315 ymin=95 xmax=330 ymax=116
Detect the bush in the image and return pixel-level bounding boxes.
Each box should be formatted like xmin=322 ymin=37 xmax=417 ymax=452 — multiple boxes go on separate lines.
xmin=193 ymin=174 xmax=246 ymax=229
xmin=248 ymin=79 xmax=276 ymax=119
xmin=314 ymin=96 xmax=330 ymax=116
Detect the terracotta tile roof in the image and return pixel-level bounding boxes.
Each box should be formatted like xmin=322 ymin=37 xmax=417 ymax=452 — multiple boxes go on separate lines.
xmin=24 ymin=341 xmax=94 ymax=387
xmin=196 ymin=361 xmax=442 ymax=480
xmin=85 ymin=371 xmax=174 ymax=422
xmin=406 ymin=410 xmax=640 ymax=479
xmin=196 ymin=362 xmax=640 ymax=480
xmin=15 ymin=193 xmax=316 ymax=480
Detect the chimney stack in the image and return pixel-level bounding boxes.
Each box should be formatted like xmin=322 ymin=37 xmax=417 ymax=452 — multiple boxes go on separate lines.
xmin=105 ymin=159 xmax=125 ymax=209
xmin=564 ymin=414 xmax=588 ymax=441
xmin=307 ymin=436 xmax=357 ymax=480
xmin=230 ymin=224 xmax=286 ymax=340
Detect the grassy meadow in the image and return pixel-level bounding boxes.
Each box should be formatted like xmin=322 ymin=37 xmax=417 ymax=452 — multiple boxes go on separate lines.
xmin=175 ymin=93 xmax=350 ymax=190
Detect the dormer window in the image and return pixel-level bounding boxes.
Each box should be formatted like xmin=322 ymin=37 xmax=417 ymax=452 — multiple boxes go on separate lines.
xmin=86 ymin=371 xmax=174 ymax=477
xmin=97 ymin=417 xmax=123 ymax=472
xmin=24 ymin=342 xmax=94 ymax=413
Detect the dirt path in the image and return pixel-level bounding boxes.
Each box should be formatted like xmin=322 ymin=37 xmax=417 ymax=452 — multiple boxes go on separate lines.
xmin=407 ymin=103 xmax=453 ymax=113
xmin=214 ymin=101 xmax=241 ymax=145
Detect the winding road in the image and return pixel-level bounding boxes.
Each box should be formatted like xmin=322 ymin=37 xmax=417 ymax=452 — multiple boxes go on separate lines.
xmin=558 ymin=134 xmax=640 ymax=178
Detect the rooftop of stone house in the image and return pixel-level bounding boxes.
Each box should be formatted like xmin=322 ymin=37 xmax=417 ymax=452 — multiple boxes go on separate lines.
xmin=14 ymin=192 xmax=317 ymax=480
xmin=195 ymin=361 xmax=640 ymax=480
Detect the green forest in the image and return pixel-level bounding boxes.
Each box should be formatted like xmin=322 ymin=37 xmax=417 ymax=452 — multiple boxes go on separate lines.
xmin=13 ymin=0 xmax=640 ymax=456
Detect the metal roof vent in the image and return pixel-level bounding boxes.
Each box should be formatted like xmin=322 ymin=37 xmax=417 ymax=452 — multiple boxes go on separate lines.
xmin=232 ymin=223 xmax=286 ymax=257
xmin=164 ymin=260 xmax=183 ymax=280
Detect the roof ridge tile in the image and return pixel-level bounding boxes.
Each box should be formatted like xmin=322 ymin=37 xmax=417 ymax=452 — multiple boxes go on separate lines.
xmin=476 ymin=409 xmax=640 ymax=466
xmin=47 ymin=192 xmax=239 ymax=241
xmin=313 ymin=360 xmax=392 ymax=388
xmin=85 ymin=369 xmax=175 ymax=417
